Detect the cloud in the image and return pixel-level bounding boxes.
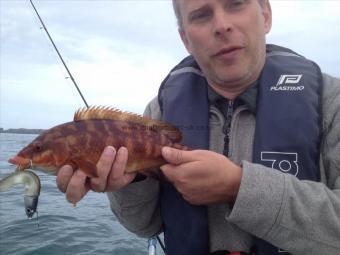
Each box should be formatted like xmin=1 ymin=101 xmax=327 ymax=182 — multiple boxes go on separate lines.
xmin=0 ymin=0 xmax=339 ymax=129
xmin=69 ymin=38 xmax=179 ymax=112
xmin=268 ymin=1 xmax=340 ymax=76
xmin=0 ymin=0 xmax=185 ymax=129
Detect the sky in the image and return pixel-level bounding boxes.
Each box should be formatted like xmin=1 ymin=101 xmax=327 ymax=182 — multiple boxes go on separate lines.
xmin=1 ymin=0 xmax=339 ymax=129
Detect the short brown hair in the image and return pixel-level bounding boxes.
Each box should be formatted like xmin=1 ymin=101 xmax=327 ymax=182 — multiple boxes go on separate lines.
xmin=172 ymin=0 xmax=182 ymax=29
xmin=172 ymin=0 xmax=267 ymax=29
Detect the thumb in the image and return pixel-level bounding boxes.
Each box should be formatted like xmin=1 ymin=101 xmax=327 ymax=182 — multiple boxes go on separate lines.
xmin=162 ymin=146 xmax=197 ymax=165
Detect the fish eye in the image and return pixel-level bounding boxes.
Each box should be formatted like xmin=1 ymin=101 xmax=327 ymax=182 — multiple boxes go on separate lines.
xmin=33 ymin=143 xmax=43 ymax=152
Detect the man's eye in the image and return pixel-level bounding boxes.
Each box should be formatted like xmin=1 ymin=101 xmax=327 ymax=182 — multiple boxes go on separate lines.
xmin=189 ymin=11 xmax=211 ymax=23
xmin=229 ymin=0 xmax=246 ymax=9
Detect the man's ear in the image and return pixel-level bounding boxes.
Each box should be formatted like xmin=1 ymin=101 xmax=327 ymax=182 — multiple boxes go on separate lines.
xmin=263 ymin=0 xmax=272 ymax=34
xmin=179 ymin=28 xmax=193 ymax=54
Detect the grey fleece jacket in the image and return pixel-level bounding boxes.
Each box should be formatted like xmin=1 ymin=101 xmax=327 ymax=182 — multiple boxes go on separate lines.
xmin=107 ymin=73 xmax=340 ymax=254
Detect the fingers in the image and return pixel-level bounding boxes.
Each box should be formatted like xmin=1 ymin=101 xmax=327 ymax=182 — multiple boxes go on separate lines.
xmin=57 ymin=146 xmax=135 ymax=204
xmin=160 ymin=147 xmax=200 ymax=183
xmin=56 ymin=165 xmax=87 ymax=204
xmin=110 ymin=147 xmax=128 ymax=179
xmin=162 ymin=146 xmax=198 ymax=165
xmin=65 ymin=170 xmax=90 ymax=204
xmin=160 ymin=163 xmax=178 ymax=183
xmin=57 ymin=165 xmax=74 ymax=193
xmin=107 ymin=147 xmax=136 ymax=191
xmin=90 ymin=146 xmax=116 ymax=192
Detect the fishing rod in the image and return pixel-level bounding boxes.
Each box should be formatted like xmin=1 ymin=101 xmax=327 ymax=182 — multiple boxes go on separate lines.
xmin=28 ymin=1 xmax=166 ymax=254
xmin=29 ymin=0 xmax=89 ymax=108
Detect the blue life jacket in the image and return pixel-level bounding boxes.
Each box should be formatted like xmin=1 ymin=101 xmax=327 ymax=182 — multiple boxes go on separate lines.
xmin=157 ymin=44 xmax=322 ymax=255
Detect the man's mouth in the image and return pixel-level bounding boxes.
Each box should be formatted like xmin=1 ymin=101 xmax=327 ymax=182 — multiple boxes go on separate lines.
xmin=212 ymin=46 xmax=244 ymax=59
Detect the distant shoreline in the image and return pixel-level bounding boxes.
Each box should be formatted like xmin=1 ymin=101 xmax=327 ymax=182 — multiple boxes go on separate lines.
xmin=0 ymin=128 xmax=45 ymax=135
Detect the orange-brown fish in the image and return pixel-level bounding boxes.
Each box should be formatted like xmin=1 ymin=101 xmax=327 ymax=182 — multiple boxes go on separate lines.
xmin=8 ymin=106 xmax=187 ymax=177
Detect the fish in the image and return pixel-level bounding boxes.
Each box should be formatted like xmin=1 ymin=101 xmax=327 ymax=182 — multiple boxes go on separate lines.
xmin=8 ymin=106 xmax=187 ymax=177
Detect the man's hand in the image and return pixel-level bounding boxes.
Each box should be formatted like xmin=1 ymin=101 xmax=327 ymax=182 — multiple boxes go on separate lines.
xmin=56 ymin=146 xmax=136 ymax=204
xmin=160 ymin=147 xmax=242 ymax=205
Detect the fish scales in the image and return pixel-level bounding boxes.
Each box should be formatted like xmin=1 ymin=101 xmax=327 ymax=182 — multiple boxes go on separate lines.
xmin=8 ymin=106 xmax=186 ymax=177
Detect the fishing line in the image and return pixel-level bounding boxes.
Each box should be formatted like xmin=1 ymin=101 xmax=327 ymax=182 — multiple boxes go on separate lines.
xmin=157 ymin=235 xmax=166 ymax=254
xmin=36 ymin=210 xmax=40 ymax=228
xmin=29 ymin=0 xmax=89 ymax=108
xmin=27 ymin=3 xmax=79 ymax=107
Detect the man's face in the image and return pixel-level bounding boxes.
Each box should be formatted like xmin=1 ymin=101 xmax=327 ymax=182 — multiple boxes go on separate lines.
xmin=178 ymin=0 xmax=272 ymax=91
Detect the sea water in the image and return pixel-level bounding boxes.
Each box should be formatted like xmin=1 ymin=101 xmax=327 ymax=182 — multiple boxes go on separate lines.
xmin=0 ymin=133 xmax=163 ymax=255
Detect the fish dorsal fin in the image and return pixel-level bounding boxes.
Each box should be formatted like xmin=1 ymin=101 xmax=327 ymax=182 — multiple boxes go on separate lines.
xmin=74 ymin=106 xmax=144 ymax=122
xmin=74 ymin=106 xmax=182 ymax=142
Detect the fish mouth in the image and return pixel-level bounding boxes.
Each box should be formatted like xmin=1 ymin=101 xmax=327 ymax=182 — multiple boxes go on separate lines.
xmin=8 ymin=156 xmax=32 ymax=170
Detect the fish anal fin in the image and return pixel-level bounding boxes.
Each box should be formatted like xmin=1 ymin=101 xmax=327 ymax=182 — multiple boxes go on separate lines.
xmin=70 ymin=157 xmax=98 ymax=178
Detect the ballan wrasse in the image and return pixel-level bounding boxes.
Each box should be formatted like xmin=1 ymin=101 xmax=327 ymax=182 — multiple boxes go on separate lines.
xmin=8 ymin=106 xmax=187 ymax=177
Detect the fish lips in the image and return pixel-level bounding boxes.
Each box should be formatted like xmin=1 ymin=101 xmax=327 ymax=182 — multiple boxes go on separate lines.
xmin=8 ymin=156 xmax=32 ymax=170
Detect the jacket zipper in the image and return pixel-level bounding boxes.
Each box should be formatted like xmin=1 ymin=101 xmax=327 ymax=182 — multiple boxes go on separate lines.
xmin=223 ymin=100 xmax=234 ymax=156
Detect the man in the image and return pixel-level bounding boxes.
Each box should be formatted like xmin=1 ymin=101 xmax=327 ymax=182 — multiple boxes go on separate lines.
xmin=57 ymin=0 xmax=340 ymax=254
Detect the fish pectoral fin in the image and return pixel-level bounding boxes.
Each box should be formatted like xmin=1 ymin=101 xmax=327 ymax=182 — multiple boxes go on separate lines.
xmin=70 ymin=157 xmax=98 ymax=178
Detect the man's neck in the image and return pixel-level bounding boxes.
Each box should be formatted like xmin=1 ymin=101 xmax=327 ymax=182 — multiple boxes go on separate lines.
xmin=209 ymin=80 xmax=256 ymax=100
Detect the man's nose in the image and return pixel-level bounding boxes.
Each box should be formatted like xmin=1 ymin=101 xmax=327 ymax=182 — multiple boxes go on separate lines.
xmin=212 ymin=10 xmax=233 ymax=38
